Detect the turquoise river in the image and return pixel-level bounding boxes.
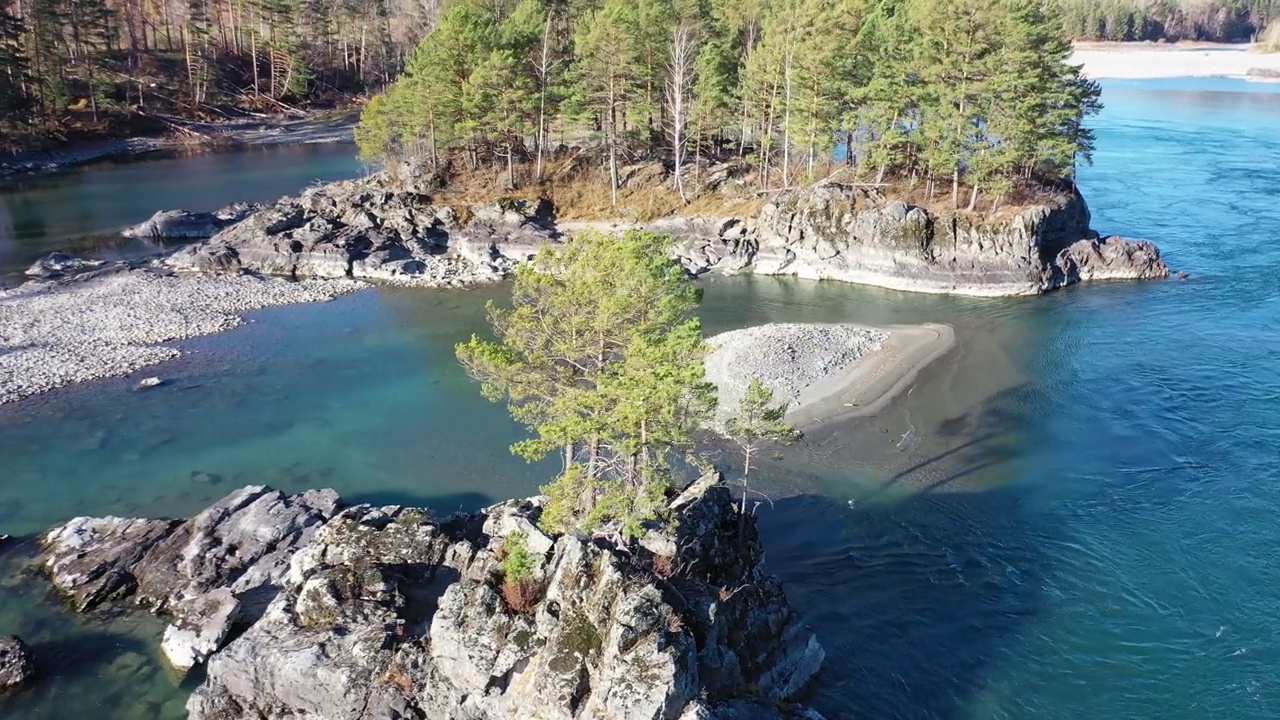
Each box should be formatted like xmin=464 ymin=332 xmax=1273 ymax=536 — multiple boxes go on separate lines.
xmin=1 ymin=76 xmax=1279 ymax=719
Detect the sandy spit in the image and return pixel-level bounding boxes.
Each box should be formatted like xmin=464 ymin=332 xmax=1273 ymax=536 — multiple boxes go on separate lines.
xmin=705 ymin=322 xmax=955 ymax=430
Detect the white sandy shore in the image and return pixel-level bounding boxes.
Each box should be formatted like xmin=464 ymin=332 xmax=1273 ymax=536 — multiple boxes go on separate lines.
xmin=0 ymin=268 xmax=365 ymax=405
xmin=705 ymin=322 xmax=955 ymax=430
xmin=1071 ymin=42 xmax=1280 ymax=80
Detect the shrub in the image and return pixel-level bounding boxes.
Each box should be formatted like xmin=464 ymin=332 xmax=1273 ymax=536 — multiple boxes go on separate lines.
xmin=500 ymin=531 xmax=544 ymax=613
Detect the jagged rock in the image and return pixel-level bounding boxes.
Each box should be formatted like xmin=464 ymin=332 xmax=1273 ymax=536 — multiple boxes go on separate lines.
xmin=165 ymin=175 xmax=557 ymax=286
xmin=169 ymin=475 xmax=823 ymax=719
xmin=161 ymin=588 xmax=240 ymax=671
xmin=0 ymin=635 xmax=36 ymax=692
xmin=122 ymin=203 xmax=261 ymax=240
xmin=25 ymin=252 xmax=107 ymax=280
xmin=153 ymin=168 xmax=1163 ymax=296
xmin=41 ymin=486 xmax=341 ymax=672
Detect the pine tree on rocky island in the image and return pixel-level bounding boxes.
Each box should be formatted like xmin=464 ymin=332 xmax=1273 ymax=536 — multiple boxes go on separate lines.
xmin=456 ymin=230 xmax=716 ymax=540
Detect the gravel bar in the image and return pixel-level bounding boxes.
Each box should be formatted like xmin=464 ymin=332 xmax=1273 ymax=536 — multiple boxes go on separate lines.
xmin=705 ymin=323 xmax=887 ymax=424
xmin=0 ymin=269 xmax=365 ymax=404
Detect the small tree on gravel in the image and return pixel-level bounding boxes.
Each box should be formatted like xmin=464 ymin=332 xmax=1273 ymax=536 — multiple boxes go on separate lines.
xmin=726 ymin=378 xmax=801 ymax=520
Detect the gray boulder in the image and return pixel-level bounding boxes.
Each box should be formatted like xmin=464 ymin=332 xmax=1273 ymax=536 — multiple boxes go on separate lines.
xmin=41 ymin=486 xmax=341 ymax=673
xmin=166 ymin=174 xmax=556 ymax=287
xmin=0 ymin=635 xmax=36 ymax=692
xmin=24 ymin=252 xmax=107 ymax=280
xmin=648 ymin=183 xmax=1168 ymax=296
xmin=122 ymin=203 xmax=261 ymax=240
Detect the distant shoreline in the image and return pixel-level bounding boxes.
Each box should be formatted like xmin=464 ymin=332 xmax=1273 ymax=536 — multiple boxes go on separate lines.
xmin=0 ymin=112 xmax=358 ymax=180
xmin=1071 ymin=42 xmax=1280 ymax=80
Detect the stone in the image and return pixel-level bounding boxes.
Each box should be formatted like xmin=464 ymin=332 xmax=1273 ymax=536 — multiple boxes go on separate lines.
xmin=135 ymin=376 xmax=164 ymax=390
xmin=41 ymin=486 xmax=342 ymax=667
xmin=636 ymin=183 xmax=1167 ymax=296
xmin=161 ymin=588 xmax=240 ymax=673
xmin=177 ymin=475 xmax=825 ymax=719
xmin=25 ymin=252 xmax=107 ymax=280
xmin=0 ymin=635 xmax=36 ymax=692
xmin=164 ymin=174 xmax=555 ymax=287
xmin=189 ymin=471 xmax=222 ymax=485
xmin=122 ymin=203 xmax=261 ymax=240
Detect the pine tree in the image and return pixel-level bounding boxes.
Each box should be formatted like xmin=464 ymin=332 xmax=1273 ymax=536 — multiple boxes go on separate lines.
xmin=567 ymin=0 xmax=641 ymax=204
xmin=725 ymin=378 xmax=799 ymax=529
xmin=457 ymin=230 xmax=715 ymax=538
xmin=0 ymin=0 xmax=31 ymax=123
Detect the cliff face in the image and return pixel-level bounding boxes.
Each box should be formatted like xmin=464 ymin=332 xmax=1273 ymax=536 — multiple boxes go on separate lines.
xmin=668 ymin=184 xmax=1168 ymax=296
xmin=39 ymin=476 xmax=825 ymax=720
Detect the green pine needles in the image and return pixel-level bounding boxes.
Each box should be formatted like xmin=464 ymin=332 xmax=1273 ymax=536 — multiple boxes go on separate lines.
xmin=457 ymin=230 xmax=716 ymax=539
xmin=360 ymin=0 xmax=1104 ymax=205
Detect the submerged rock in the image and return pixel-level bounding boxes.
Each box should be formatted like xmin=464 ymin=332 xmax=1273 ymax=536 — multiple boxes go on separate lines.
xmin=135 ymin=376 xmax=164 ymax=390
xmin=0 ymin=635 xmax=36 ymax=692
xmin=37 ymin=476 xmax=824 ymax=718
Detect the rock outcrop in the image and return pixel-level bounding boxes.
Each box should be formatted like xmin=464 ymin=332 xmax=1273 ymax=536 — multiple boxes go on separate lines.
xmin=39 ymin=476 xmax=824 ymax=719
xmin=42 ymin=485 xmax=341 ymax=672
xmin=158 ymin=171 xmax=1166 ymax=296
xmin=0 ymin=635 xmax=36 ymax=692
xmin=122 ymin=203 xmax=262 ymax=240
xmin=667 ymin=183 xmax=1168 ymax=295
xmin=165 ymin=173 xmax=557 ymax=286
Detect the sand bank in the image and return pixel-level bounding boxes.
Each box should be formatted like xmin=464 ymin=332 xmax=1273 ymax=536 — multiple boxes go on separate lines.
xmin=1071 ymin=42 xmax=1280 ymax=80
xmin=705 ymin=322 xmax=955 ymax=430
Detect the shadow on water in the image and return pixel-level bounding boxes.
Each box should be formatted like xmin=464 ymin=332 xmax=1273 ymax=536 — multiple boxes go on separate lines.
xmin=759 ymin=486 xmax=1056 ymax=720
xmin=751 ymin=383 xmax=1062 ymax=719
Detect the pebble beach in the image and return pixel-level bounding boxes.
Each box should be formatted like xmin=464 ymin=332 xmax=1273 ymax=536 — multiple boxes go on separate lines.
xmin=0 ymin=269 xmax=365 ymax=405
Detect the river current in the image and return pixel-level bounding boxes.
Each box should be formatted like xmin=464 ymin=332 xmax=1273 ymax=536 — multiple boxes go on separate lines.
xmin=1 ymin=77 xmax=1278 ymax=719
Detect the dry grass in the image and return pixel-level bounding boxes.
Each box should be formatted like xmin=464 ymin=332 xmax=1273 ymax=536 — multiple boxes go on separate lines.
xmin=652 ymin=553 xmax=677 ymax=579
xmin=399 ymin=149 xmax=1067 ymax=228
xmin=378 ymin=662 xmax=416 ymax=694
xmin=501 ymin=577 xmax=547 ymax=614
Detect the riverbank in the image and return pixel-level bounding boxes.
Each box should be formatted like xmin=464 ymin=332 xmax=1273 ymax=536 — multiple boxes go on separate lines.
xmin=0 ymin=112 xmax=359 ymax=180
xmin=1071 ymin=42 xmax=1280 ymax=80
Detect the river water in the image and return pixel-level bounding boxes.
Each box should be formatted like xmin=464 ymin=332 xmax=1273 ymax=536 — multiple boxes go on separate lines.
xmin=2 ymin=77 xmax=1279 ymax=719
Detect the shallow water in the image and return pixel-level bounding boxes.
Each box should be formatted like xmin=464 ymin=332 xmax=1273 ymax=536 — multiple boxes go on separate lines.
xmin=2 ymin=78 xmax=1279 ymax=719
xmin=0 ymin=142 xmax=362 ymax=281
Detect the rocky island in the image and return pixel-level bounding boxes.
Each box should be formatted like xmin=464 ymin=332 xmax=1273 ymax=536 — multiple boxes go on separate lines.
xmin=36 ymin=477 xmax=824 ymax=719
xmin=146 ymin=164 xmax=1166 ymax=296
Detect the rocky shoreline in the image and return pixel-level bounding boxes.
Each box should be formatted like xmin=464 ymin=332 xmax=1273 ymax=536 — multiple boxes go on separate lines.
xmin=32 ymin=476 xmax=826 ymax=719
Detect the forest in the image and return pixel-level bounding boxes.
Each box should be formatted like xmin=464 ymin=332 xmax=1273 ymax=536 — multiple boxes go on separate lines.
xmin=0 ymin=0 xmax=427 ymax=150
xmin=1060 ymin=0 xmax=1278 ymax=42
xmin=356 ymin=0 xmax=1102 ymax=209
xmin=1 ymin=0 xmax=1273 ymax=158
